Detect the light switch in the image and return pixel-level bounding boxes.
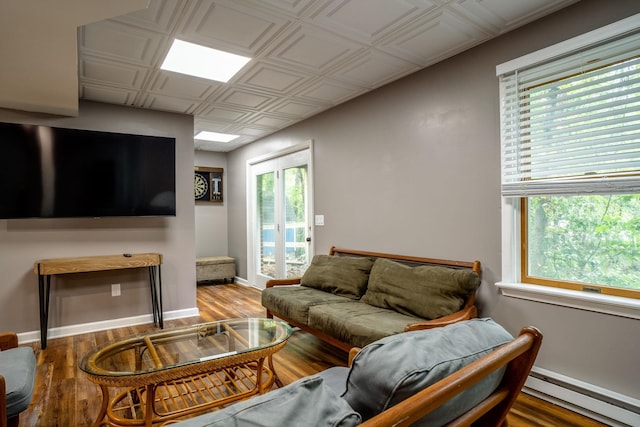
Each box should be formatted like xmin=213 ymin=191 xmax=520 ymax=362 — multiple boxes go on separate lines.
xmin=315 ymin=215 xmax=325 ymax=226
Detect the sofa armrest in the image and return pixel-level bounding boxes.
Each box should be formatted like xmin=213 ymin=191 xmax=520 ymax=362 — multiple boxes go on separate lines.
xmin=348 ymin=347 xmax=361 ymax=367
xmin=0 ymin=332 xmax=18 ymax=351
xmin=403 ymin=305 xmax=478 ymax=332
xmin=359 ymin=326 xmax=542 ymax=427
xmin=266 ymin=277 xmax=302 ymax=288
xmin=263 ymin=278 xmax=303 ymax=319
xmin=1 ymin=373 xmax=6 ymax=427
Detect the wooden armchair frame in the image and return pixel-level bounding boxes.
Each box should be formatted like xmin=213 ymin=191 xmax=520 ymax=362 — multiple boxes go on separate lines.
xmin=0 ymin=332 xmax=21 ymax=427
xmin=265 ymin=246 xmax=482 ymax=352
xmin=357 ymin=326 xmax=543 ymax=427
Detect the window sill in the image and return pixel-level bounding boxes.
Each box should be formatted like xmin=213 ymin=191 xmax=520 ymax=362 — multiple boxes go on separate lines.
xmin=495 ymin=282 xmax=640 ymax=320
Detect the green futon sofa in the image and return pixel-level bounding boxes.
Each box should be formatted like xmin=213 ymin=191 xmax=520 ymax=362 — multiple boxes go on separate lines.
xmin=262 ymin=247 xmax=482 ymax=351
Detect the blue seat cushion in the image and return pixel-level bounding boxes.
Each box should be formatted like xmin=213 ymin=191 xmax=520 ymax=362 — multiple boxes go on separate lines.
xmin=317 ymin=366 xmax=349 ymax=396
xmin=0 ymin=346 xmax=36 ymax=416
xmin=342 ymin=318 xmax=513 ymax=426
xmin=172 ymin=376 xmax=361 ymax=427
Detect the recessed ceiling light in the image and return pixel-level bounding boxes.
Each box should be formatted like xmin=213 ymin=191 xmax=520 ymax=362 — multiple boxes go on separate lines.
xmin=161 ymin=39 xmax=251 ymax=83
xmin=195 ymin=131 xmax=239 ymax=143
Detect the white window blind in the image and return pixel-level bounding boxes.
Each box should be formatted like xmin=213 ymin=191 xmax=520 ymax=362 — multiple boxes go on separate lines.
xmin=497 ymin=21 xmax=640 ymax=197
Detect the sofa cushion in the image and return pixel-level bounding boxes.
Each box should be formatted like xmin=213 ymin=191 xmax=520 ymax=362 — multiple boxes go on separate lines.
xmin=172 ymin=376 xmax=361 ymax=427
xmin=0 ymin=346 xmax=36 ymax=416
xmin=261 ymin=286 xmax=354 ymax=326
xmin=308 ymin=301 xmax=423 ymax=348
xmin=361 ymin=258 xmax=480 ymax=320
xmin=317 ymin=366 xmax=350 ymax=396
xmin=300 ymin=255 xmax=374 ymax=299
xmin=342 ymin=318 xmax=513 ymax=426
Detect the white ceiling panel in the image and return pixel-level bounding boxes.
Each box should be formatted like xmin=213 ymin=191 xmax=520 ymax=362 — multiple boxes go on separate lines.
xmin=297 ymin=78 xmax=367 ymax=104
xmin=227 ymin=125 xmax=272 ymax=137
xmin=337 ymin=50 xmax=420 ymax=88
xmin=79 ymin=21 xmax=166 ymax=66
xmin=148 ymin=72 xmax=218 ymax=100
xmin=141 ymin=93 xmax=200 ymax=114
xmin=80 ymin=58 xmax=147 ymax=88
xmin=452 ymin=0 xmax=578 ymax=31
xmin=199 ymin=106 xmax=251 ymax=122
xmin=80 ymin=84 xmax=138 ymax=105
xmin=250 ymin=114 xmax=294 ymax=128
xmin=245 ymin=0 xmax=318 ymax=19
xmin=239 ymin=62 xmax=311 ymax=93
xmin=217 ymin=88 xmax=277 ymax=110
xmin=267 ymin=24 xmax=365 ymax=73
xmin=0 ymin=0 xmax=582 ymax=150
xmin=179 ymin=1 xmax=291 ymax=55
xmin=113 ymin=0 xmax=185 ymax=33
xmin=267 ymin=98 xmax=327 ymax=118
xmin=381 ymin=9 xmax=489 ymax=64
xmin=310 ymin=0 xmax=433 ymax=44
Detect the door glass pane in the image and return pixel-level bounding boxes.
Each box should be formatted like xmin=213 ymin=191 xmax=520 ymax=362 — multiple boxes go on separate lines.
xmin=283 ymin=165 xmax=309 ymax=278
xmin=257 ymin=172 xmax=275 ymax=278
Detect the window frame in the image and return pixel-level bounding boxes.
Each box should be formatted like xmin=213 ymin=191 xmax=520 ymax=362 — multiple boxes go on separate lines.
xmin=495 ymin=14 xmax=640 ymax=319
xmin=498 ymin=197 xmax=640 ymax=320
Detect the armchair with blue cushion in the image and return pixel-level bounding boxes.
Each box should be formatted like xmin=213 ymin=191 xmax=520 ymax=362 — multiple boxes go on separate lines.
xmin=0 ymin=332 xmax=36 ymax=427
xmin=174 ymin=318 xmax=542 ymax=427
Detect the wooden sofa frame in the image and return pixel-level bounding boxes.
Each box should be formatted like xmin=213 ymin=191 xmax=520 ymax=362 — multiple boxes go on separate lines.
xmin=358 ymin=326 xmax=543 ymax=427
xmin=0 ymin=332 xmax=21 ymax=427
xmin=265 ymin=246 xmax=482 ymax=352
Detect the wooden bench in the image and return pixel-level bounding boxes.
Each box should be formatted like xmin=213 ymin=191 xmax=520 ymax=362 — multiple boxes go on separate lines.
xmin=196 ymin=256 xmax=235 ymax=284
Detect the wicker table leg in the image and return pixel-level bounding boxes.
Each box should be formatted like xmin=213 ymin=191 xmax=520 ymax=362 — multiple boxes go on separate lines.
xmin=92 ymin=385 xmax=110 ymax=427
xmin=268 ymin=355 xmax=284 ymax=388
xmin=144 ymin=384 xmax=155 ymax=427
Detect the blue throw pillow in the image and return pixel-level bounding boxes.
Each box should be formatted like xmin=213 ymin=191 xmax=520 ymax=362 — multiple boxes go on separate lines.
xmin=342 ymin=318 xmax=513 ymax=426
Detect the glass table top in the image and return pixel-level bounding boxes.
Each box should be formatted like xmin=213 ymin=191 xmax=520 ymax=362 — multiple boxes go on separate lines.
xmin=79 ymin=318 xmax=292 ymax=377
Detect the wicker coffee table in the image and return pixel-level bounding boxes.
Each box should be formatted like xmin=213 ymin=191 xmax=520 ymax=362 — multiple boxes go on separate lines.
xmin=79 ymin=318 xmax=292 ymax=426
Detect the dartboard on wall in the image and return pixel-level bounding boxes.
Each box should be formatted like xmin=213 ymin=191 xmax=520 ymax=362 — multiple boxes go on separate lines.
xmin=194 ymin=173 xmax=208 ymax=200
xmin=194 ymin=167 xmax=223 ymax=203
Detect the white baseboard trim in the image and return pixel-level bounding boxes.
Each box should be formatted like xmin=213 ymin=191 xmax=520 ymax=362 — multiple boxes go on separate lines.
xmin=18 ymin=307 xmax=200 ymax=345
xmin=233 ymin=277 xmax=263 ymax=292
xmin=525 ymin=367 xmax=640 ymax=427
xmin=234 ymin=276 xmax=250 ymax=286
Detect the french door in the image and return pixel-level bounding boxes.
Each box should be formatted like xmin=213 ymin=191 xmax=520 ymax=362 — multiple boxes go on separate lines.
xmin=248 ymin=145 xmax=313 ymax=288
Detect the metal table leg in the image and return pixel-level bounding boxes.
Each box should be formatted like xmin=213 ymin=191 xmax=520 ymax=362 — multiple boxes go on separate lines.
xmin=148 ymin=266 xmax=163 ymax=329
xmin=38 ymin=273 xmax=51 ymax=349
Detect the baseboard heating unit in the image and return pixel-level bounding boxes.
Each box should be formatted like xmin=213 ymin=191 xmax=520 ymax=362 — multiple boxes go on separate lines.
xmin=524 ymin=367 xmax=640 ymax=427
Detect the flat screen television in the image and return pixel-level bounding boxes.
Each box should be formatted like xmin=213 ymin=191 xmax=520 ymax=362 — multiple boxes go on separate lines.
xmin=0 ymin=122 xmax=176 ymax=219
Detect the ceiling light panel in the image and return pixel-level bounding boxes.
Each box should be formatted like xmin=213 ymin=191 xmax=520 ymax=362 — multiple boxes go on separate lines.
xmin=161 ymin=39 xmax=251 ymax=82
xmin=195 ymin=131 xmax=239 ymax=143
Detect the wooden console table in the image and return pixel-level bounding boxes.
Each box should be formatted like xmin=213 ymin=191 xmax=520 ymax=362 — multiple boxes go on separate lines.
xmin=34 ymin=253 xmax=163 ymax=349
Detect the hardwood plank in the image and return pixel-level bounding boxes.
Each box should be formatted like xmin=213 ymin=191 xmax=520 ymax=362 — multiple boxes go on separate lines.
xmin=18 ymin=283 xmax=607 ymax=426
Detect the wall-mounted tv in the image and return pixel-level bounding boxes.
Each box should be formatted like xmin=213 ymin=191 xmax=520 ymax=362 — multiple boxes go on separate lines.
xmin=0 ymin=122 xmax=176 ymax=219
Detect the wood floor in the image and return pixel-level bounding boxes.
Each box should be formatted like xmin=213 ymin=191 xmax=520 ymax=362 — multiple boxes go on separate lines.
xmin=17 ymin=283 xmax=608 ymax=427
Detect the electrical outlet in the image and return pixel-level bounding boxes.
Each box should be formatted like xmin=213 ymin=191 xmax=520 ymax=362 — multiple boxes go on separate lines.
xmin=111 ymin=283 xmax=121 ymax=297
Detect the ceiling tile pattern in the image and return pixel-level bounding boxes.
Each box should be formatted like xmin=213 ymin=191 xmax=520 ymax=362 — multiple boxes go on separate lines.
xmin=78 ymin=0 xmax=578 ymax=151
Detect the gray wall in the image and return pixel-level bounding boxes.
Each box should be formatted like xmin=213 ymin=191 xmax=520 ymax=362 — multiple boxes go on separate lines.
xmin=194 ymin=150 xmax=228 ymax=258
xmin=0 ymin=101 xmax=197 ymax=334
xmin=227 ymin=0 xmax=640 ymax=402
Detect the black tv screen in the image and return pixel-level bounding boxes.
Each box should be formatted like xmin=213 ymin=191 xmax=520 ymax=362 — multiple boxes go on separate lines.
xmin=0 ymin=122 xmax=176 ymax=219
